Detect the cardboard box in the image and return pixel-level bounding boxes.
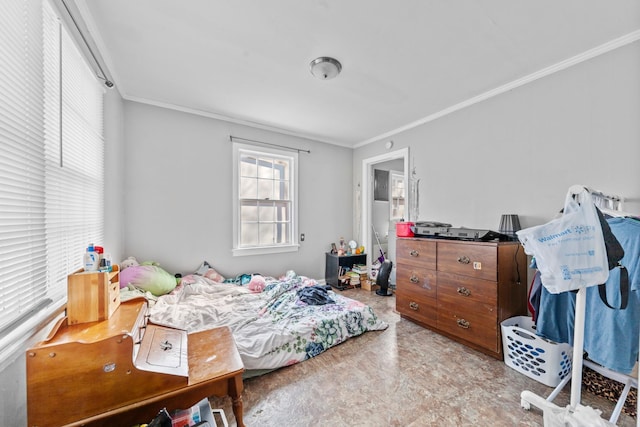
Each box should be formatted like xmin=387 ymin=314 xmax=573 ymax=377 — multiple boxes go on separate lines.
xmin=361 ymin=279 xmax=379 ymax=292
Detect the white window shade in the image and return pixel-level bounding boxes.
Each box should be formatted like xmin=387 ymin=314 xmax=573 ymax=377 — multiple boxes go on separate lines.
xmin=44 ymin=26 xmax=105 ymax=304
xmin=0 ymin=0 xmax=104 ymax=336
xmin=0 ymin=0 xmax=48 ymax=332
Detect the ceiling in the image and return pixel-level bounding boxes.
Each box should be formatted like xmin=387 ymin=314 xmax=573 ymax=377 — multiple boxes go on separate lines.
xmin=74 ymin=0 xmax=640 ymax=148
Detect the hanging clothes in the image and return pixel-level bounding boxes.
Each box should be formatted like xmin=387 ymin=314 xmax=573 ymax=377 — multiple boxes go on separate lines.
xmin=583 ymin=217 xmax=640 ymax=374
xmin=536 ymin=217 xmax=640 ymax=375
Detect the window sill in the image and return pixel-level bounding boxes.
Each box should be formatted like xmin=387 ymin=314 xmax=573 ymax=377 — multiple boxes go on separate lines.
xmin=232 ymin=244 xmax=299 ymax=257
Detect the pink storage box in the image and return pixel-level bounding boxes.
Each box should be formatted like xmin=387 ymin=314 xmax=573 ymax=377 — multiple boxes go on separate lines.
xmin=396 ymin=222 xmax=415 ymax=237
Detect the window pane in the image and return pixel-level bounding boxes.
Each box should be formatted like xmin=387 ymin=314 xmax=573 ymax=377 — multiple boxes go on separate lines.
xmin=275 ymin=202 xmax=290 ymax=221
xmin=240 ymin=177 xmax=257 ymax=198
xmin=241 ymin=223 xmax=258 ymax=246
xmin=259 ymin=223 xmax=274 ymax=245
xmin=257 ymin=178 xmax=273 ymax=200
xmin=258 ymin=203 xmax=275 ymax=222
xmin=241 ymin=203 xmax=258 ymax=221
xmin=257 ymin=157 xmax=273 ymax=179
xmin=240 ymin=155 xmax=257 ymax=177
xmin=275 ymin=223 xmax=289 ymax=244
xmin=274 ymin=159 xmax=289 ymax=180
xmin=274 ymin=181 xmax=289 ymax=200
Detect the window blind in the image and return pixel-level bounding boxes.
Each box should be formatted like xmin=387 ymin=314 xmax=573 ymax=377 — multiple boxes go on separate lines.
xmin=0 ymin=0 xmax=104 ymax=336
xmin=0 ymin=0 xmax=48 ymax=333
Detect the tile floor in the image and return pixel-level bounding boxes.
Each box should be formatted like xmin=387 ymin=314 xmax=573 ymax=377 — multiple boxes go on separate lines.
xmin=210 ymin=288 xmax=636 ymax=426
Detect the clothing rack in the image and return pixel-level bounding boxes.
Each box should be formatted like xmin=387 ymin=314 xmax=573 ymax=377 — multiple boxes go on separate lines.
xmin=521 ymin=185 xmax=638 ymax=426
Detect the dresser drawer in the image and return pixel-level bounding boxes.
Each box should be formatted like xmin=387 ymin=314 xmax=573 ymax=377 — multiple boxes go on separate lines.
xmin=396 ymin=289 xmax=437 ymax=328
xmin=396 ymin=265 xmax=436 ymax=298
xmin=436 ymin=241 xmax=497 ymax=281
xmin=437 ymin=301 xmax=498 ymax=353
xmin=397 ymin=238 xmax=436 ymax=269
xmin=436 ymin=271 xmax=497 ymax=306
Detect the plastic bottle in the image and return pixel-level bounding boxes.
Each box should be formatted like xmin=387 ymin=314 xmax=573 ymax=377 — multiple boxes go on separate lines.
xmin=83 ymin=243 xmax=99 ymax=272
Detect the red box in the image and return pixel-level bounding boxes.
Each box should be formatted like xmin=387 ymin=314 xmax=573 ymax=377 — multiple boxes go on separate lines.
xmin=396 ymin=222 xmax=415 ymax=237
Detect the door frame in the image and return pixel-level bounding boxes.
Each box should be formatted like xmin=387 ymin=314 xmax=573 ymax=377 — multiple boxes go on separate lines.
xmin=361 ymin=147 xmax=410 ymax=268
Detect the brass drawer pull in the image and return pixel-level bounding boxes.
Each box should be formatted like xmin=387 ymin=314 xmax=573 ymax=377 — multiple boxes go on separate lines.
xmin=457 ymin=256 xmax=470 ymax=264
xmin=409 ymin=250 xmax=419 ymax=257
xmin=409 ymin=301 xmax=419 ymax=310
xmin=410 ymin=275 xmax=419 ymax=284
xmin=457 ymin=287 xmax=471 ymax=297
xmin=457 ymin=318 xmax=470 ymax=329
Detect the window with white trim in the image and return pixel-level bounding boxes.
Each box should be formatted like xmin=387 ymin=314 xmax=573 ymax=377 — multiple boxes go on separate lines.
xmin=0 ymin=0 xmax=104 ymax=340
xmin=232 ymin=143 xmax=298 ymax=256
xmin=390 ymin=170 xmax=405 ymax=220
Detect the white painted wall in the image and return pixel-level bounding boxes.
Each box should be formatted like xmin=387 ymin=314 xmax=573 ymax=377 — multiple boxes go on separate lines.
xmin=104 ymin=88 xmax=126 ymax=263
xmin=354 ymin=41 xmax=640 ymax=234
xmin=122 ymin=101 xmax=354 ymax=279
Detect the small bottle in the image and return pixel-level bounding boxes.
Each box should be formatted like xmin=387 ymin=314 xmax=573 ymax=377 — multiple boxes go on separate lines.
xmin=83 ymin=243 xmax=99 ymax=272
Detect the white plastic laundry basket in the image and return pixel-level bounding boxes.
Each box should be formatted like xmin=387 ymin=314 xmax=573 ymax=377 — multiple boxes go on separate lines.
xmin=501 ymin=316 xmax=572 ymax=387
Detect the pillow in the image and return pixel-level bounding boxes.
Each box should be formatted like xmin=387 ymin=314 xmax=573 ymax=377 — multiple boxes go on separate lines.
xmin=119 ymin=265 xmax=177 ymax=296
xmin=194 ymin=260 xmax=225 ymax=283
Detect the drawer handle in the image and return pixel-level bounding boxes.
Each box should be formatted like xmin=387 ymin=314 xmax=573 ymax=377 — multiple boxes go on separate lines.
xmin=409 ymin=250 xmax=419 ymax=257
xmin=409 ymin=301 xmax=419 ymax=311
xmin=457 ymin=256 xmax=470 ymax=264
xmin=457 ymin=287 xmax=471 ymax=297
xmin=410 ymin=275 xmax=419 ymax=284
xmin=457 ymin=318 xmax=470 ymax=329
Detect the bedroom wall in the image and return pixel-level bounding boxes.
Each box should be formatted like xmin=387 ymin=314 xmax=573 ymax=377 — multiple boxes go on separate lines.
xmin=353 ymin=40 xmax=640 ymax=233
xmin=122 ymin=102 xmax=354 ymax=279
xmin=104 ymin=87 xmax=126 ymax=263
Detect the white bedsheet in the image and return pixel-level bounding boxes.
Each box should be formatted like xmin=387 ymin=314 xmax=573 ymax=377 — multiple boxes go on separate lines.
xmin=149 ymin=274 xmax=388 ymax=371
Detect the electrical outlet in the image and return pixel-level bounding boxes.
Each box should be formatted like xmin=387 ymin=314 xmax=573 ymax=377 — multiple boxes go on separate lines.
xmin=300 ymin=233 xmax=305 ymax=242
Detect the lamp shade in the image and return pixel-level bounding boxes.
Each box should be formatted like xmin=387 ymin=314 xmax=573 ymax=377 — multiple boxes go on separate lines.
xmin=499 ymin=214 xmax=521 ymax=240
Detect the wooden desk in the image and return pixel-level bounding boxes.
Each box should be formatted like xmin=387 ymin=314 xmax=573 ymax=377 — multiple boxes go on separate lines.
xmin=27 ymin=300 xmax=245 ymax=427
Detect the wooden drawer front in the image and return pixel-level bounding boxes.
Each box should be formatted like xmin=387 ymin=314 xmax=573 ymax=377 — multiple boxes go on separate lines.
xmin=436 ymin=272 xmax=496 ymax=306
xmin=436 ymin=241 xmax=497 ymax=281
xmin=107 ymin=281 xmax=121 ymax=318
xmin=396 ymin=289 xmax=437 ymax=328
xmin=437 ymin=301 xmax=498 ymax=353
xmin=396 ymin=265 xmax=436 ymax=299
xmin=396 ymin=239 xmax=436 ymax=269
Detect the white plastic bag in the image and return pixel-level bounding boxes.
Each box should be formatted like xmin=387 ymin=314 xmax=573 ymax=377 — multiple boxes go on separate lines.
xmin=516 ymin=188 xmax=609 ymax=294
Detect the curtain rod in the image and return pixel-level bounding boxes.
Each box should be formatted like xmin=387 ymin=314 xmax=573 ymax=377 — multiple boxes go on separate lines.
xmin=229 ymin=135 xmax=311 ymax=154
xmin=60 ymin=0 xmax=114 ymax=88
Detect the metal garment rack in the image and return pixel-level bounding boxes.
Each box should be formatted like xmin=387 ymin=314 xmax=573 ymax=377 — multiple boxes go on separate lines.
xmin=520 ymin=185 xmax=638 ymax=426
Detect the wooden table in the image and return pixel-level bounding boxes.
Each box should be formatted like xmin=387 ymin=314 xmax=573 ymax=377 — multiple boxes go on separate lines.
xmin=27 ymin=300 xmax=245 ymax=427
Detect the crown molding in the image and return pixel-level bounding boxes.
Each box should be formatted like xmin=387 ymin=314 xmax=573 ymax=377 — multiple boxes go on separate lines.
xmin=355 ymin=30 xmax=640 ymax=148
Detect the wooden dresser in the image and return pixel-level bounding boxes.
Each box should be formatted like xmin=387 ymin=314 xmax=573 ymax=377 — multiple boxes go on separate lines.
xmin=395 ymin=237 xmax=527 ymax=359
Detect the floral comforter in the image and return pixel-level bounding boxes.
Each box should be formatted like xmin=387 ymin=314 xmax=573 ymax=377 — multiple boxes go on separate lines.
xmin=149 ymin=273 xmax=388 ymax=372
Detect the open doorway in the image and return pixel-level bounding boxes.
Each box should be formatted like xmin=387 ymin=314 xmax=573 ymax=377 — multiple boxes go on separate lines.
xmin=361 ymin=148 xmax=410 ymax=283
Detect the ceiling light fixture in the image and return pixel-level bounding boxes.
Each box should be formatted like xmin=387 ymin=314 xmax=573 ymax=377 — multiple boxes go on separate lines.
xmin=309 ymin=57 xmax=342 ymax=80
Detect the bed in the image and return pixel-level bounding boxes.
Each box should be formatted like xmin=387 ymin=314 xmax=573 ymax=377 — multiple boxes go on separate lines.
xmin=148 ymin=271 xmax=388 ymax=375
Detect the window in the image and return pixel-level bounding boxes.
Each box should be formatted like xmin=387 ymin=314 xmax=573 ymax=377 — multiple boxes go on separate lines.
xmin=232 ymin=143 xmax=298 ymax=256
xmin=390 ymin=170 xmax=405 ymax=220
xmin=0 ymin=0 xmax=104 ymax=348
